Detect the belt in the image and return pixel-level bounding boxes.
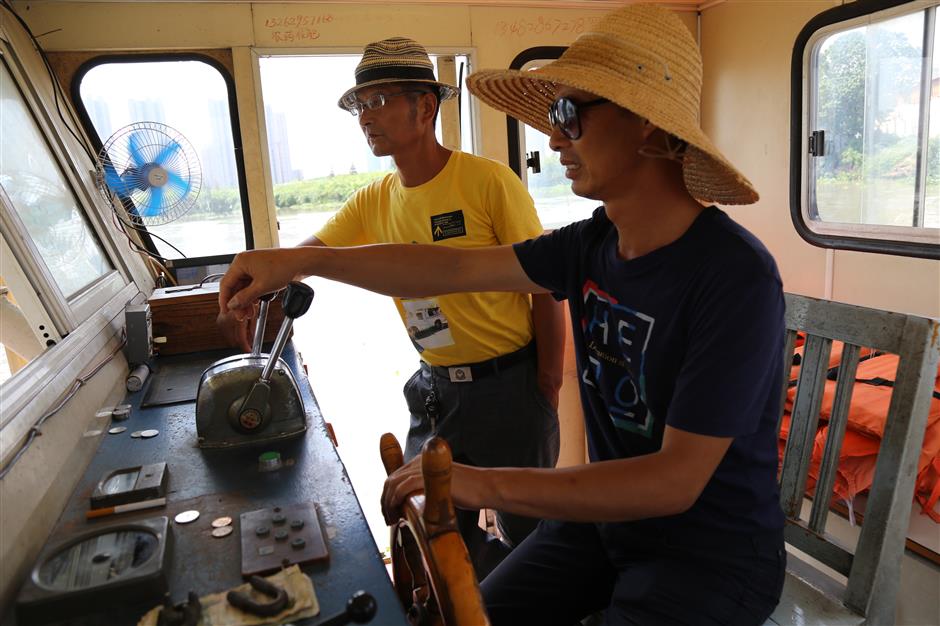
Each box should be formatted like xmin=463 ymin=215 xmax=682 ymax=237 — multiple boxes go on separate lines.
xmin=425 ymin=342 xmax=535 ymax=383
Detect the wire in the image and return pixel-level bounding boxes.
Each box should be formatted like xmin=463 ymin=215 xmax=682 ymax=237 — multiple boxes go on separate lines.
xmin=144 ymin=255 xmax=178 ymax=286
xmin=1 ymin=0 xmax=190 ymax=266
xmin=160 ymin=272 xmax=225 ymax=294
xmin=0 ymin=0 xmax=98 ymax=165
xmin=0 ymin=324 xmax=129 ymax=480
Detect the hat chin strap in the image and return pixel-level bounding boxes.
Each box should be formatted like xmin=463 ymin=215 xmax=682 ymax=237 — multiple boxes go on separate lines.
xmin=637 ymin=134 xmax=686 ymax=163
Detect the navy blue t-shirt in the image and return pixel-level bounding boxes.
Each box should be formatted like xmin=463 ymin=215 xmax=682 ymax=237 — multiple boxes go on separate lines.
xmin=514 ymin=206 xmax=785 ymax=534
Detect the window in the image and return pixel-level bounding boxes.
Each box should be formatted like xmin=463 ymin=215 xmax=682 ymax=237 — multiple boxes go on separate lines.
xmin=257 ymin=52 xmax=473 ymax=549
xmin=794 ymin=0 xmax=940 ymax=258
xmin=0 ymin=60 xmax=112 ymax=299
xmin=506 ymin=48 xmax=598 ymax=230
xmin=258 ymin=53 xmax=474 ymax=246
xmin=0 ymin=41 xmax=131 ymax=399
xmin=75 ymin=56 xmax=251 ymax=264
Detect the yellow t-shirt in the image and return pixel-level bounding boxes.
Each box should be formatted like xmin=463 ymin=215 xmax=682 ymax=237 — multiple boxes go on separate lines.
xmin=316 ymin=151 xmax=543 ymax=366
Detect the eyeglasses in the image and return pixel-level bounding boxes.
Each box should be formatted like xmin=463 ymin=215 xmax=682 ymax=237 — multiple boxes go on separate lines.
xmin=346 ymin=90 xmax=430 ymax=116
xmin=548 ymin=97 xmax=610 ymax=140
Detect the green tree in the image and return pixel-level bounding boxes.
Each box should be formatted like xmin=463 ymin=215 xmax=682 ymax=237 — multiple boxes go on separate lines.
xmin=817 ymin=27 xmax=920 ymax=179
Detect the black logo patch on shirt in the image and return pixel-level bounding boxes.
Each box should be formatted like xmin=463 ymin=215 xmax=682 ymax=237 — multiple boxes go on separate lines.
xmin=430 ymin=210 xmax=467 ymax=241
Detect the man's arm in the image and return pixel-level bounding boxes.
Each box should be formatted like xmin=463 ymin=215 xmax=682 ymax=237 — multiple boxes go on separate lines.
xmin=382 ymin=425 xmax=732 ymax=524
xmin=219 ymin=243 xmax=547 ymax=319
xmin=216 ymin=236 xmax=328 ymax=349
xmin=531 ymin=293 xmax=565 ymax=410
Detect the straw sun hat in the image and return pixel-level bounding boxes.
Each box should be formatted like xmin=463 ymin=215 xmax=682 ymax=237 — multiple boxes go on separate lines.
xmin=466 ymin=3 xmax=758 ymax=205
xmin=338 ymin=37 xmax=459 ymax=112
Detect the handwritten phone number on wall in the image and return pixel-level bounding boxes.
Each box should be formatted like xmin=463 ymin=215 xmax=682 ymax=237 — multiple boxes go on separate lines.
xmin=264 ymin=15 xmax=333 ymax=28
xmin=495 ymin=17 xmax=601 ymax=37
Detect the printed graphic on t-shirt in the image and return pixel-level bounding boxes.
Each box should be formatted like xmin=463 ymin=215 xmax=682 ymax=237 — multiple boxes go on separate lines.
xmin=581 ymin=280 xmax=656 ymax=437
xmin=430 ymin=210 xmax=467 ymax=241
xmin=402 ymin=297 xmax=455 ymax=350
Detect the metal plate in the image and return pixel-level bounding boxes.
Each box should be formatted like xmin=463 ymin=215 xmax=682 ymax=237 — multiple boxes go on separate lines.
xmin=141 ymin=356 xmax=221 ymax=407
xmin=240 ymin=503 xmax=328 ymax=576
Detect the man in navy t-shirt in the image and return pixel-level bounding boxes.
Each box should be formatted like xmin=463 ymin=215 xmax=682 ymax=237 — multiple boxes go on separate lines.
xmin=218 ymin=4 xmax=787 ymax=624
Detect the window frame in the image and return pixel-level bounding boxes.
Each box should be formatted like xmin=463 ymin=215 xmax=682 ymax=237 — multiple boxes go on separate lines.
xmin=791 ymin=0 xmax=940 ymax=260
xmin=0 ymin=30 xmax=142 ymax=460
xmin=0 ymin=42 xmax=131 ymax=335
xmin=70 ymin=52 xmax=255 ymax=270
xmin=506 ymin=47 xmax=566 ymax=180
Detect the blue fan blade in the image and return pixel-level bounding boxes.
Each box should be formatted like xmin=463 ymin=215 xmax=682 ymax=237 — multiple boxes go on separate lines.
xmin=128 ymin=131 xmax=147 ymax=168
xmin=165 ymin=170 xmax=191 ymax=197
xmin=103 ymin=162 xmax=125 ymax=191
xmin=153 ymin=140 xmax=180 ymax=167
xmin=142 ymin=186 xmax=165 ymax=217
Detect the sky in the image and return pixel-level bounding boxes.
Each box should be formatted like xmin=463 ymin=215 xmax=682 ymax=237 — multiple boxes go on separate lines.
xmin=79 ymin=54 xmax=472 ymax=181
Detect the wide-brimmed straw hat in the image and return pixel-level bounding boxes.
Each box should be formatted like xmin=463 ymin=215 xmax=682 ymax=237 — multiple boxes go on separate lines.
xmin=338 ymin=37 xmax=459 ymax=112
xmin=466 ymin=4 xmax=758 ymax=205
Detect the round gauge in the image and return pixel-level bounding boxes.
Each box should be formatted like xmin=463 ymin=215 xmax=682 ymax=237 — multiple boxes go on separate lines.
xmin=35 ymin=530 xmax=159 ymax=591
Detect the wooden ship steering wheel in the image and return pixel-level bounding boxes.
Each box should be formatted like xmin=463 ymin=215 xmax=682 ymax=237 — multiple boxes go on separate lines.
xmin=379 ymin=433 xmax=490 ymax=626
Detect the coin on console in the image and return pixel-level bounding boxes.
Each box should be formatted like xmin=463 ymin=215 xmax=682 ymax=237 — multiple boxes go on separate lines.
xmin=211 ymin=516 xmax=232 ymax=528
xmin=211 ymin=526 xmax=234 ymax=538
xmin=174 ymin=510 xmax=200 ymax=524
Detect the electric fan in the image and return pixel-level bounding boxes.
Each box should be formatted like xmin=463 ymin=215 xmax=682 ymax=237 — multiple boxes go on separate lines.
xmin=95 ymin=121 xmax=202 ymax=227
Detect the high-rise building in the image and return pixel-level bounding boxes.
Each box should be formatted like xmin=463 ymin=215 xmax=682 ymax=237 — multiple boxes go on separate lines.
xmin=265 ymin=105 xmax=300 ymax=184
xmin=202 ymin=100 xmax=237 ymax=190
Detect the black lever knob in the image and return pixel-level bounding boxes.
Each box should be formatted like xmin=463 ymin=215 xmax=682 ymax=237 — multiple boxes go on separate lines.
xmin=281 ymin=281 xmax=314 ymax=319
xmin=318 ymin=591 xmax=376 ymax=625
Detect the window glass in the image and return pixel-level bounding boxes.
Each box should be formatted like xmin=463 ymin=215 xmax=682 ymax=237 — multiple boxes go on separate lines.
xmin=519 ymin=59 xmax=597 ymax=229
xmin=0 ymin=60 xmax=112 ymax=298
xmin=259 ymin=54 xmax=473 ymax=246
xmin=814 ymin=10 xmax=932 ymax=227
xmin=803 ymin=4 xmax=940 ymax=256
xmin=78 ymin=59 xmax=247 ymax=259
xmin=524 ymin=124 xmax=598 ymax=229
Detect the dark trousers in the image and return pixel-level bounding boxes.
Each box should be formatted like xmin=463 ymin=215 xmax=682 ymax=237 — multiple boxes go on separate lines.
xmin=482 ymin=520 xmax=786 ymax=626
xmin=402 ymin=354 xmax=560 ymax=579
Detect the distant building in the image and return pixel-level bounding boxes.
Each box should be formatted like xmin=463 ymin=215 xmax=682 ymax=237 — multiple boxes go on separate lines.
xmin=128 ymin=99 xmax=165 ymax=126
xmin=265 ymin=105 xmax=300 ymax=184
xmin=202 ymin=100 xmax=237 ymax=190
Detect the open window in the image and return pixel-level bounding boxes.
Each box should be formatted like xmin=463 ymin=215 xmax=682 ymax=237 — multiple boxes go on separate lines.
xmin=506 ymin=47 xmax=599 ymax=230
xmin=793 ymin=0 xmax=940 ymax=259
xmin=73 ymin=54 xmax=252 ymax=282
xmin=257 ymin=52 xmax=474 ymax=246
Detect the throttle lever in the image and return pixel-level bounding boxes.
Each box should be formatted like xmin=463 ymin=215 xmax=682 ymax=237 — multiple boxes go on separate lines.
xmin=251 ymin=290 xmax=279 ymax=356
xmin=232 ymin=282 xmax=314 ymax=433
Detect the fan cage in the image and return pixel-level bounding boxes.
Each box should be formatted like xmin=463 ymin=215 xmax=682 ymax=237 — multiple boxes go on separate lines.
xmin=95 ymin=121 xmax=202 ymax=227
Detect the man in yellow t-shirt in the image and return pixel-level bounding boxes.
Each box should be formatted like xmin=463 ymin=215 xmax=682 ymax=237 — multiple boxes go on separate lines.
xmin=311 ymin=37 xmax=564 ymax=578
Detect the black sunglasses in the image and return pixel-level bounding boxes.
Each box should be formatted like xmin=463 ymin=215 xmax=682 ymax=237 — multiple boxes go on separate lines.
xmin=548 ymin=97 xmax=610 ymax=140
